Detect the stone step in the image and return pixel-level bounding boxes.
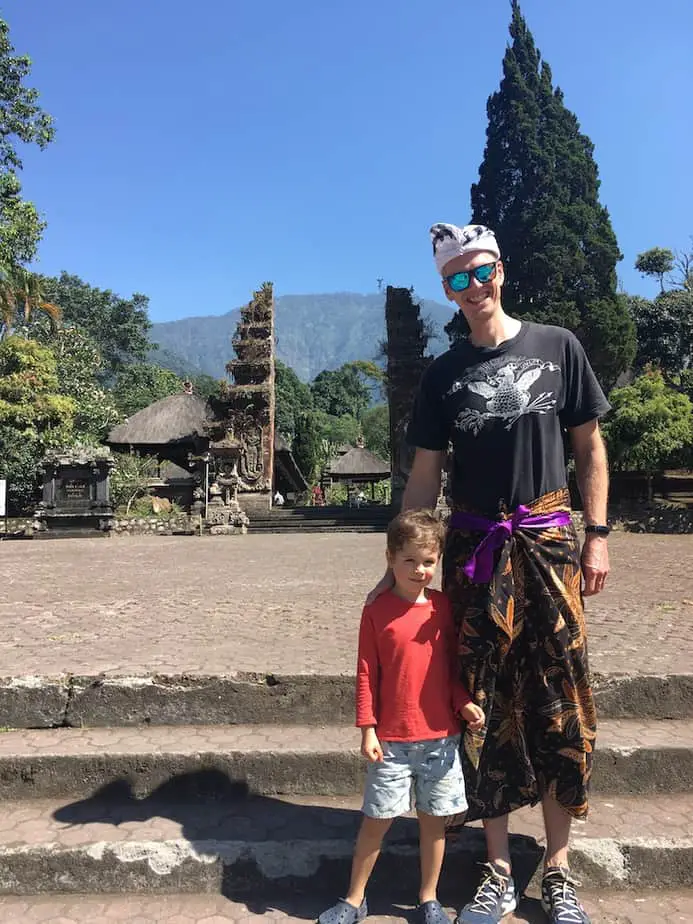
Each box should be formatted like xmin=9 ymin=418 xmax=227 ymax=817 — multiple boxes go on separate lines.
xmin=0 ymin=792 xmax=691 ymax=895
xmin=1 ymin=890 xmax=692 ymax=923
xmin=249 ymin=523 xmax=387 ymax=533
xmin=0 ymin=720 xmax=691 ymax=800
xmin=3 ymin=671 xmax=691 ymax=729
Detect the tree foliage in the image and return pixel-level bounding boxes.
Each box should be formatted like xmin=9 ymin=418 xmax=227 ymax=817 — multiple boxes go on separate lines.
xmin=311 ymin=363 xmax=371 ymax=420
xmin=469 ymin=0 xmax=635 ymax=387
xmin=0 ymin=266 xmax=61 ymax=338
xmin=0 ymin=17 xmax=54 ymax=266
xmin=275 ymin=359 xmax=313 ymax=440
xmin=112 ymin=363 xmax=183 ymax=418
xmin=635 ymin=247 xmax=675 ymax=293
xmin=604 ymin=369 xmax=693 ymax=477
xmin=109 ymin=451 xmax=159 ymax=514
xmin=50 ymin=328 xmax=121 ymax=440
xmin=292 ymin=410 xmax=322 ymax=483
xmin=628 ymin=289 xmax=693 ymax=378
xmin=361 ymin=404 xmax=390 ymax=461
xmin=38 ymin=272 xmax=154 ymax=379
xmin=0 ymin=335 xmax=75 ymax=510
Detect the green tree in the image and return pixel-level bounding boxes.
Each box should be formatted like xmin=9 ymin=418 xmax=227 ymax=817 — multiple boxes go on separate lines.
xmin=628 ymin=290 xmax=693 ymax=378
xmin=312 ymin=410 xmax=361 ymax=447
xmin=275 ymin=359 xmax=313 ymax=440
xmin=109 ymin=451 xmax=159 ymax=514
xmin=292 ymin=410 xmax=322 ymax=482
xmin=49 ymin=327 xmax=121 ymax=440
xmin=469 ymin=0 xmax=635 ymax=387
xmin=604 ymin=369 xmax=693 ymax=497
xmin=112 ymin=363 xmax=183 ymax=418
xmin=635 ymin=247 xmax=675 ymax=293
xmin=37 ymin=272 xmax=154 ymax=379
xmin=0 ymin=265 xmax=61 ymax=339
xmin=311 ymin=364 xmax=371 ymax=420
xmin=0 ymin=17 xmax=54 ymax=266
xmin=0 ymin=335 xmax=75 ymax=510
xmin=361 ymin=403 xmax=390 ymax=461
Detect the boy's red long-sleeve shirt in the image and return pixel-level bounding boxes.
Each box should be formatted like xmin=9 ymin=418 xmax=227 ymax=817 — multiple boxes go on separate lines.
xmin=355 ymin=588 xmax=471 ymax=742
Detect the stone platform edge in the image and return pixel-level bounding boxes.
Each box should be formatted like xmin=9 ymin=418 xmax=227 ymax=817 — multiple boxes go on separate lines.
xmin=1 ymin=671 xmax=692 ymax=729
xmin=0 ymin=833 xmax=691 ymax=895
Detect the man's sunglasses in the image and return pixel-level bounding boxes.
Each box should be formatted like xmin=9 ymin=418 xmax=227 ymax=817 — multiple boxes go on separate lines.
xmin=444 ymin=261 xmax=498 ymax=293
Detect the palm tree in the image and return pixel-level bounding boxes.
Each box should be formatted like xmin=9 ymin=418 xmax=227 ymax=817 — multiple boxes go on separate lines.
xmin=0 ymin=264 xmax=61 ymax=339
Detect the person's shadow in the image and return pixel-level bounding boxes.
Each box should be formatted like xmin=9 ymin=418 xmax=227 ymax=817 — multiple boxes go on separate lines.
xmin=52 ymin=770 xmax=545 ymax=920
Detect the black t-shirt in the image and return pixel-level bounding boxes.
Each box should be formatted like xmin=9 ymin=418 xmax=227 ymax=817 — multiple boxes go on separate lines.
xmin=407 ymin=321 xmax=610 ymax=515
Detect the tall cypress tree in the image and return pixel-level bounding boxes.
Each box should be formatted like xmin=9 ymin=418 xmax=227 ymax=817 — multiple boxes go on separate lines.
xmin=468 ymin=0 xmax=635 ymax=387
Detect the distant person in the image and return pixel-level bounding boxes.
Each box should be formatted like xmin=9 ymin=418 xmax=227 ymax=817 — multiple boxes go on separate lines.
xmin=273 ymin=490 xmax=285 ymax=507
xmin=317 ymin=509 xmax=484 ymax=924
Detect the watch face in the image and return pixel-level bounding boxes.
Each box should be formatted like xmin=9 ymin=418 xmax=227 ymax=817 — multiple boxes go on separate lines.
xmin=586 ymin=525 xmax=610 ymax=535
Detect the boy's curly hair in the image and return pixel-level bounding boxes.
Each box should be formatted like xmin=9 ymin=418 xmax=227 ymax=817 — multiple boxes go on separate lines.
xmin=386 ymin=508 xmax=445 ymax=556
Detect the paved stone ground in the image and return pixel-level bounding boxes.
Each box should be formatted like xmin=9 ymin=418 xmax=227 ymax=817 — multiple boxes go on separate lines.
xmin=0 ymin=891 xmax=690 ymax=923
xmin=1 ymin=533 xmax=692 ymax=678
xmin=0 ymin=792 xmax=690 ymax=848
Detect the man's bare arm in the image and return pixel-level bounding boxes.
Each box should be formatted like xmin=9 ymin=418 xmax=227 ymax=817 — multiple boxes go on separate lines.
xmin=569 ymin=419 xmax=609 ymax=595
xmin=402 ymin=448 xmax=446 ymax=511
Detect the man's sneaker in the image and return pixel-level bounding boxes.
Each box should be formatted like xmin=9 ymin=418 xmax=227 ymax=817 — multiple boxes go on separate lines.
xmin=541 ymin=867 xmax=591 ymax=923
xmin=455 ymin=862 xmax=517 ymax=923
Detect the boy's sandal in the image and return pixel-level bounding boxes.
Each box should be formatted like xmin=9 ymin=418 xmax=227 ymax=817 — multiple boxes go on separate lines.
xmin=317 ymin=898 xmax=368 ymax=924
xmin=416 ymin=900 xmax=451 ymax=924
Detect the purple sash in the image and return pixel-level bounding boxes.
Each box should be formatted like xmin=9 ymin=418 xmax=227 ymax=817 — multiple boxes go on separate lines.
xmin=449 ymin=505 xmax=572 ymax=583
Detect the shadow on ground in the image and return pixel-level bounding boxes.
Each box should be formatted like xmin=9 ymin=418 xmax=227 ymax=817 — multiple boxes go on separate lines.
xmin=52 ymin=770 xmax=545 ymax=921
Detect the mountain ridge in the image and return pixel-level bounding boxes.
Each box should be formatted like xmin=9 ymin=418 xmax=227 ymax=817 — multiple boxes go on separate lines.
xmin=150 ymin=291 xmax=454 ymax=382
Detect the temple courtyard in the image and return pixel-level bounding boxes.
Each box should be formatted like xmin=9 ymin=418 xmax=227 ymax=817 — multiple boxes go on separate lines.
xmin=0 ymin=531 xmax=692 ymax=923
xmin=1 ymin=531 xmax=691 ymax=678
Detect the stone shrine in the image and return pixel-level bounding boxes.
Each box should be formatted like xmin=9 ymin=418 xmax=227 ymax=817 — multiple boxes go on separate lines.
xmin=34 ymin=447 xmax=114 ymax=535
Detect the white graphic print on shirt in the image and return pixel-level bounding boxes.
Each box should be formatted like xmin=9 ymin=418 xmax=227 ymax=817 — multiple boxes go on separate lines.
xmin=446 ymin=355 xmax=561 ymax=435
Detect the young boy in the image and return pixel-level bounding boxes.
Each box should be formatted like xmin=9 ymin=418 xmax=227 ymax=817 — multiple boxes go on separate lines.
xmin=318 ymin=509 xmax=485 ymax=924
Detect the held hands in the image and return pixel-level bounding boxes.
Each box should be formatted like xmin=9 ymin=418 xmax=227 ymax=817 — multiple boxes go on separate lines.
xmin=581 ymin=535 xmax=610 ymax=596
xmin=360 ymin=726 xmax=384 ymax=762
xmin=459 ymin=701 xmax=485 ymax=732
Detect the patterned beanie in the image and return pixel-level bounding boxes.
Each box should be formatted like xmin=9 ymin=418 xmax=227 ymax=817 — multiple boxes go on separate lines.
xmin=430 ymin=223 xmax=500 ymax=275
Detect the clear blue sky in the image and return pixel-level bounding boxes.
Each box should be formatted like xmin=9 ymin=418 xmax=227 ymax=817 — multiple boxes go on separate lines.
xmin=4 ymin=0 xmax=692 ymax=322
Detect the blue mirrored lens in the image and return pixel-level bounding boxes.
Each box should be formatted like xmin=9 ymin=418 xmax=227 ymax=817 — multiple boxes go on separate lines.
xmin=448 ymin=272 xmax=470 ymax=292
xmin=474 ymin=264 xmax=495 ymax=283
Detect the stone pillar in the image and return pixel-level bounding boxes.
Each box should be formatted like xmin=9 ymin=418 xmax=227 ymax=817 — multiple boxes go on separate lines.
xmin=385 ymin=287 xmax=432 ymax=509
xmin=223 ymin=282 xmax=276 ymax=518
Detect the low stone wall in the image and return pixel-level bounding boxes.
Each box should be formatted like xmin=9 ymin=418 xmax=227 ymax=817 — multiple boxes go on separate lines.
xmin=0 ymin=518 xmax=34 ymax=536
xmin=110 ymin=515 xmax=195 ymax=536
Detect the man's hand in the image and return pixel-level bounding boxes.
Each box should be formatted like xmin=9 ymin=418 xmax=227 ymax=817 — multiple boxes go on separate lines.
xmin=361 ymin=727 xmax=384 ymax=762
xmin=365 ymin=569 xmax=394 ymax=605
xmin=581 ymin=535 xmax=609 ymax=596
xmin=459 ymin=701 xmax=485 ymax=732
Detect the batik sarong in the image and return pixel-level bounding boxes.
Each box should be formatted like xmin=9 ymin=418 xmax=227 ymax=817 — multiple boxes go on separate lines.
xmin=443 ymin=488 xmax=596 ymax=823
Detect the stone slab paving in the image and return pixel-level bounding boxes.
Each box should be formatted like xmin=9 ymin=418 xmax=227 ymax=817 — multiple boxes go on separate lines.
xmin=0 ymin=891 xmax=691 ymax=923
xmin=0 ymin=793 xmax=689 ymax=849
xmin=1 ymin=533 xmax=692 ymax=679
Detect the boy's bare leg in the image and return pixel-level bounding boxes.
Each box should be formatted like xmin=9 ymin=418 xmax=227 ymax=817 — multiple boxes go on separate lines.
xmin=541 ymin=793 xmax=571 ymax=869
xmin=482 ymin=814 xmax=512 ymax=874
xmin=417 ymin=811 xmax=447 ymax=903
xmin=344 ymin=816 xmax=393 ymax=906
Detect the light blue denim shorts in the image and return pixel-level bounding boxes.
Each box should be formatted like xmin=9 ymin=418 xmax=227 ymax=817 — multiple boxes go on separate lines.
xmin=362 ymin=734 xmax=467 ymax=819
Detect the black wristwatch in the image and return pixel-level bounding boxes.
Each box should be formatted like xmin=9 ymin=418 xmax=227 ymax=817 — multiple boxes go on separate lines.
xmin=584 ymin=524 xmax=611 ymax=536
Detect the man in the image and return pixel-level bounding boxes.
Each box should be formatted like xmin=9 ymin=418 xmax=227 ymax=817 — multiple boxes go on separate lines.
xmin=370 ymin=223 xmax=610 ymax=923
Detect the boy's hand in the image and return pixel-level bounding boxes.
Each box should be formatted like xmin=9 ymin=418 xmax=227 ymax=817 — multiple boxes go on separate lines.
xmin=360 ymin=727 xmax=384 ymax=762
xmin=459 ymin=702 xmax=485 ymax=732
xmin=365 ymin=569 xmax=394 ymax=605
